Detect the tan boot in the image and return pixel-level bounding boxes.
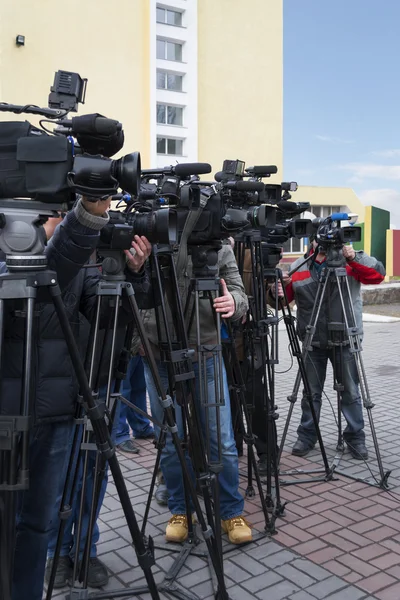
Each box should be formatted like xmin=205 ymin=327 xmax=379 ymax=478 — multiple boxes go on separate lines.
xmin=165 ymin=515 xmax=190 ymax=543
xmin=221 ymin=516 xmax=252 ymax=544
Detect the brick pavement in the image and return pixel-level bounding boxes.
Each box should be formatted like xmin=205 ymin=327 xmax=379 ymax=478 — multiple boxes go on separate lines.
xmin=46 ymin=321 xmax=400 ymax=600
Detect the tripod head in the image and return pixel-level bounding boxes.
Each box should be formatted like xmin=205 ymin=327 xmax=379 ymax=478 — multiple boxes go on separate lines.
xmin=189 ymin=243 xmax=221 ymax=280
xmin=0 ymin=200 xmax=66 ymax=271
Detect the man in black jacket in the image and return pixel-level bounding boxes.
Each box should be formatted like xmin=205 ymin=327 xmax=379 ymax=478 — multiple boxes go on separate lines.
xmin=0 ymin=196 xmax=152 ymax=600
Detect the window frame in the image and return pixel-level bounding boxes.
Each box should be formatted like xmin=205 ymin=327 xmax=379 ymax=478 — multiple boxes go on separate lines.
xmin=156 ymin=102 xmax=184 ymax=126
xmin=156 ymin=136 xmax=184 ymax=156
xmin=156 ymin=6 xmax=183 ymax=26
xmin=156 ymin=70 xmax=184 ymax=92
xmin=156 ymin=37 xmax=183 ymax=62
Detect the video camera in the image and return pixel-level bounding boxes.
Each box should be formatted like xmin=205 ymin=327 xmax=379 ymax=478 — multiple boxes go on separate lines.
xmin=0 ymin=70 xmax=179 ymax=258
xmin=0 ymin=71 xmax=142 ymax=206
xmin=211 ymin=160 xmax=313 ymax=269
xmin=313 ymin=213 xmax=362 ymax=249
xmin=128 ymin=160 xmax=272 ymax=247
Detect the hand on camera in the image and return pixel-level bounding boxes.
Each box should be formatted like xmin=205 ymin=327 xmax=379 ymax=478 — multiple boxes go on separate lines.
xmin=343 ymin=245 xmax=356 ymax=261
xmin=125 ymin=236 xmax=152 ymax=273
xmin=213 ymin=278 xmax=235 ymax=319
xmin=81 ymin=196 xmax=112 ymax=216
xmin=270 ymin=273 xmax=291 ymax=299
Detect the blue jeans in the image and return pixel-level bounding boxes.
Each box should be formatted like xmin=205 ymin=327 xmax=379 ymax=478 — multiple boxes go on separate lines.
xmin=12 ymin=421 xmax=73 ymax=600
xmin=144 ymin=358 xmax=244 ymax=520
xmin=47 ymin=387 xmax=120 ymax=562
xmin=298 ymin=346 xmax=365 ymax=446
xmin=116 ymin=355 xmax=153 ymax=444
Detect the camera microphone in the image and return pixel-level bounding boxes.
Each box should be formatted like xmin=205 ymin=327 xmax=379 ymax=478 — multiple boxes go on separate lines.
xmin=174 ymin=162 xmax=212 ymax=177
xmin=225 ymin=180 xmax=265 ymax=192
xmin=57 ymin=114 xmax=122 ymax=136
xmin=245 ymin=165 xmax=278 ymax=176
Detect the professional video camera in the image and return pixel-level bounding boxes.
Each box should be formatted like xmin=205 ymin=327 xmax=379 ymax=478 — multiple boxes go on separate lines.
xmin=0 ymin=70 xmax=172 ymax=259
xmin=0 ymin=71 xmax=142 ymax=205
xmin=131 ymin=161 xmax=272 ymax=247
xmin=313 ymin=213 xmax=362 ymax=249
xmin=213 ymin=160 xmax=314 ymax=269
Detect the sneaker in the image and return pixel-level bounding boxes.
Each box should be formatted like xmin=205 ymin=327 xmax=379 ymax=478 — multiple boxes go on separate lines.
xmin=154 ymin=481 xmax=169 ymax=506
xmin=221 ymin=516 xmax=252 ymax=544
xmin=44 ymin=556 xmax=73 ymax=589
xmin=117 ymin=439 xmax=140 ymax=454
xmin=87 ymin=557 xmax=109 ymax=588
xmin=292 ymin=438 xmax=315 ymax=457
xmin=347 ymin=441 xmax=369 ymax=460
xmin=165 ymin=515 xmax=190 ymax=543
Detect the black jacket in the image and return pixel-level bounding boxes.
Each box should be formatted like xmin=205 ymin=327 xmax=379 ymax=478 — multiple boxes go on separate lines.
xmin=0 ymin=201 xmax=151 ymax=424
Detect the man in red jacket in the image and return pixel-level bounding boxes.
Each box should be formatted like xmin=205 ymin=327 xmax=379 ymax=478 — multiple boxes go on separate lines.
xmin=274 ymin=241 xmax=385 ymax=460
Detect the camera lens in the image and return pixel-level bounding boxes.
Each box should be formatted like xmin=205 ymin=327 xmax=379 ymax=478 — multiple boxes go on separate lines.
xmin=247 ymin=204 xmax=267 ymax=228
xmin=129 ymin=208 xmax=177 ymax=245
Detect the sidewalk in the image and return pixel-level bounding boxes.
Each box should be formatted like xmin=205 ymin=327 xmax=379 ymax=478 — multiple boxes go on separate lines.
xmin=48 ymin=320 xmax=400 ymax=600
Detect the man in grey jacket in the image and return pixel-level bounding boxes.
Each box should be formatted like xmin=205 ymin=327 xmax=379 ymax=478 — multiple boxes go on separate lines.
xmin=273 ymin=241 xmax=385 ymax=460
xmin=141 ymin=243 xmax=252 ymax=545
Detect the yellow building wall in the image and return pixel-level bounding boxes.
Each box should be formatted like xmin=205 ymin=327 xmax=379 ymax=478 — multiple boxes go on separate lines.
xmin=197 ymin=0 xmax=283 ymax=179
xmin=294 ymin=185 xmax=366 ymax=223
xmin=0 ymin=0 xmax=151 ymax=163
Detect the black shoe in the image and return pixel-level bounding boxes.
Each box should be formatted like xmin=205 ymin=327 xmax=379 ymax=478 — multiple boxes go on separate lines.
xmin=347 ymin=441 xmax=369 ymax=460
xmin=87 ymin=557 xmax=109 ymax=588
xmin=44 ymin=556 xmax=73 ymax=589
xmin=136 ymin=430 xmax=155 ymax=440
xmin=292 ymin=439 xmax=314 ymax=457
xmin=155 ymin=481 xmax=169 ymax=506
xmin=257 ymin=457 xmax=268 ymax=477
xmin=117 ymin=439 xmax=140 ymax=454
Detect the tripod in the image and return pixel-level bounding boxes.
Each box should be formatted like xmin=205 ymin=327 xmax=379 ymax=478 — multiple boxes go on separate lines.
xmin=0 ymin=247 xmax=160 ymax=600
xmin=233 ymin=232 xmax=284 ymax=517
xmin=278 ymin=245 xmax=390 ymax=489
xmin=80 ymin=245 xmax=232 ymax=600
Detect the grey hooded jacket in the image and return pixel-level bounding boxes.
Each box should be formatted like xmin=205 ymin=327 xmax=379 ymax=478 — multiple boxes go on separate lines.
xmin=286 ymin=250 xmax=385 ymax=348
xmin=140 ymin=244 xmax=248 ymax=357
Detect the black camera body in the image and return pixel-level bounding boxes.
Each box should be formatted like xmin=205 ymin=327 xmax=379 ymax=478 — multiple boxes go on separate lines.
xmin=313 ymin=214 xmax=362 ymax=250
xmin=0 ymin=71 xmax=141 ymax=208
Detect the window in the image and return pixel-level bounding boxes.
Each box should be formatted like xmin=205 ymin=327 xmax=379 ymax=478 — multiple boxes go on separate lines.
xmin=156 ymin=38 xmax=182 ymax=61
xmin=157 ymin=103 xmax=183 ymax=126
xmin=311 ymin=205 xmax=342 ymax=218
xmin=157 ymin=137 xmax=183 ymax=155
xmin=282 ymin=238 xmax=304 ymax=255
xmin=156 ymin=7 xmax=182 ymax=26
xmin=157 ymin=70 xmax=183 ymax=91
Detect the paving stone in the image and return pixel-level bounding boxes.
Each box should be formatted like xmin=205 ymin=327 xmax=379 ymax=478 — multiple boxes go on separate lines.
xmin=230 ymin=553 xmax=269 ymax=576
xmin=291 ymin=558 xmax=330 ymax=581
xmin=357 ymin=572 xmax=398 ymax=594
xmin=274 ymin=563 xmax=315 ymax=588
xmin=245 ymin=570 xmax=283 ymax=593
xmin=289 ymin=592 xmax=318 ymax=600
xmin=303 ymin=575 xmax=349 ymax=598
xmin=255 ymin=579 xmax=300 ymax=599
xmin=259 ymin=549 xmax=296 ymax=568
xmin=323 ymin=587 xmax=368 ymax=600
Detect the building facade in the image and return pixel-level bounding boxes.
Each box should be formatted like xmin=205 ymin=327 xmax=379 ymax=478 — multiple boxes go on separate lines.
xmin=0 ymin=0 xmax=283 ymax=177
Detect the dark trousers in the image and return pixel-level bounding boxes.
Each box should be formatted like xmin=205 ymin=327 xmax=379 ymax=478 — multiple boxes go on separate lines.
xmin=12 ymin=421 xmax=73 ymax=600
xmin=297 ymin=346 xmax=365 ymax=446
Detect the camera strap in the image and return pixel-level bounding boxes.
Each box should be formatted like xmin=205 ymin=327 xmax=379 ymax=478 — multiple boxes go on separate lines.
xmin=176 ymin=186 xmax=216 ymax=277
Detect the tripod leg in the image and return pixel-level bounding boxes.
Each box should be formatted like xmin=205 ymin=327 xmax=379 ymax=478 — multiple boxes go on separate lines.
xmin=49 ymin=284 xmax=160 ymax=600
xmin=339 ymin=276 xmax=390 ymax=487
xmin=126 ymin=286 xmax=230 ymax=600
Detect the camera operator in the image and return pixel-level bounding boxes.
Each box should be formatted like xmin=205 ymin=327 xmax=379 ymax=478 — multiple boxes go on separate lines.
xmin=0 ymin=196 xmax=152 ymax=600
xmin=141 ymin=243 xmax=252 ymax=545
xmin=270 ymin=239 xmax=385 ymax=460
